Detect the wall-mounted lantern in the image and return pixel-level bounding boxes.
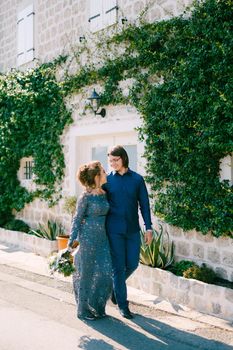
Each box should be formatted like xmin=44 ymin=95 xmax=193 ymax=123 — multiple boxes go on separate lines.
xmin=87 ymin=89 xmax=106 ymax=118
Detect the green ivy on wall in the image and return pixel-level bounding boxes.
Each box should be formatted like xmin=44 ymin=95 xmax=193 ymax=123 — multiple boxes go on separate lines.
xmin=0 ymin=0 xmax=232 ymax=236
xmin=0 ymin=61 xmax=72 ymax=225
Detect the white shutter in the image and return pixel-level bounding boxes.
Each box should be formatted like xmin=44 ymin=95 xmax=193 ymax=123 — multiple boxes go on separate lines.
xmin=17 ymin=4 xmax=34 ymax=66
xmin=17 ymin=10 xmax=25 ymax=66
xmin=89 ymin=0 xmax=103 ymax=33
xmin=25 ymin=4 xmax=34 ymax=63
xmin=103 ymin=0 xmax=118 ymax=27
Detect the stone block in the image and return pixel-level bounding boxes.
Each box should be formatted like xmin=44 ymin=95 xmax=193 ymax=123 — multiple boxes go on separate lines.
xmin=35 ymin=211 xmax=42 ymax=221
xmin=190 ymin=295 xmax=206 ymax=313
xmin=211 ymin=302 xmax=222 ymax=315
xmin=175 ymin=290 xmax=190 ymax=305
xmin=216 ymin=236 xmax=231 ymax=247
xmin=150 ymin=6 xmax=163 ymax=21
xmin=163 ymin=2 xmax=177 ymax=17
xmin=141 ymin=278 xmax=151 ymax=292
xmin=207 ymin=248 xmax=220 ymax=264
xmin=151 ymin=282 xmax=162 ymax=296
xmin=222 ymin=251 xmax=233 ymax=266
xmin=176 ymin=241 xmax=191 ymax=256
xmin=222 ymin=301 xmax=233 ymax=320
xmin=167 ymin=224 xmax=183 ymax=237
xmin=183 ymin=229 xmax=196 ymax=239
xmin=192 ymin=243 xmax=205 ymax=259
xmin=170 ymin=273 xmax=179 ymax=288
xmin=195 ymin=232 xmax=214 ymax=243
xmin=139 ymin=264 xmax=152 ymax=278
xmin=190 ymin=280 xmax=205 ymax=296
xmin=156 ymin=268 xmax=171 ymax=285
xmin=205 ymin=283 xmax=224 ymax=299
xmin=178 ymin=277 xmax=190 ymax=291
xmin=225 ymin=288 xmax=233 ymax=303
xmin=161 ymin=286 xmax=177 ymax=301
xmin=133 ymin=1 xmax=144 ymax=13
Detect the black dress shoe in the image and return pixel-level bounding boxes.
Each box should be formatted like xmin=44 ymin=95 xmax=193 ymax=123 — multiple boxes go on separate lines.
xmin=119 ymin=307 xmax=133 ymax=319
xmin=111 ymin=292 xmax=117 ymax=305
xmin=78 ymin=312 xmax=96 ymax=321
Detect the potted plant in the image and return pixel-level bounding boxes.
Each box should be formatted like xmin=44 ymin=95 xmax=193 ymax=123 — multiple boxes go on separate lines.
xmin=56 ymin=196 xmax=77 ymax=250
xmin=28 ymin=220 xmax=64 ymax=240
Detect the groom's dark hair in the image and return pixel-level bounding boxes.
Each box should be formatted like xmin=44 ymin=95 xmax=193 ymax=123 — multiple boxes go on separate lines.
xmin=108 ymin=145 xmax=129 ymax=168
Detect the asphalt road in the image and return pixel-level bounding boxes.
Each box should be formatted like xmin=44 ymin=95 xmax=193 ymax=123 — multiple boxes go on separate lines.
xmin=0 ymin=264 xmax=232 ymax=350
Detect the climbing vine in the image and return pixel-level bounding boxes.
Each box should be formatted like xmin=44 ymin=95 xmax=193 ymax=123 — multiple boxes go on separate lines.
xmin=0 ymin=61 xmax=72 ymax=225
xmin=0 ymin=0 xmax=232 ymax=236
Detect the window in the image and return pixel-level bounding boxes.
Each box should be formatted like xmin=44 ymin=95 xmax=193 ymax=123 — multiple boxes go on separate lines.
xmin=17 ymin=4 xmax=35 ymax=66
xmin=89 ymin=0 xmax=118 ymax=32
xmin=18 ymin=157 xmax=34 ymax=181
xmin=219 ymin=154 xmax=233 ymax=185
xmin=17 ymin=157 xmax=36 ymax=191
xmin=24 ymin=160 xmax=34 ymax=180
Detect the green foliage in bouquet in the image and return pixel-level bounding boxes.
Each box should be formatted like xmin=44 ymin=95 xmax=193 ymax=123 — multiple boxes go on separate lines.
xmin=183 ymin=263 xmax=217 ymax=284
xmin=28 ymin=220 xmax=65 ymax=240
xmin=49 ymin=249 xmax=76 ymax=277
xmin=140 ymin=226 xmax=174 ymax=268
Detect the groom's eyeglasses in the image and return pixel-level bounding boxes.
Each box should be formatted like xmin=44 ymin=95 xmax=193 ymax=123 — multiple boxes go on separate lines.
xmin=109 ymin=157 xmax=121 ymax=164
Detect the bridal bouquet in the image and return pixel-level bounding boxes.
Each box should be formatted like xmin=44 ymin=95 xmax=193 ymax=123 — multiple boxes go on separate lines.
xmin=49 ymin=249 xmax=76 ymax=277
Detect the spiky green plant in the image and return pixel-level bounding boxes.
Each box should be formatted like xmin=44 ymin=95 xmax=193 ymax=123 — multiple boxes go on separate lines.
xmin=140 ymin=226 xmax=174 ymax=268
xmin=28 ymin=220 xmax=65 ymax=240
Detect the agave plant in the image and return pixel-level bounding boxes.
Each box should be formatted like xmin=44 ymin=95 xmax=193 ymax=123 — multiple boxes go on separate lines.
xmin=140 ymin=225 xmax=174 ymax=269
xmin=28 ymin=220 xmax=65 ymax=241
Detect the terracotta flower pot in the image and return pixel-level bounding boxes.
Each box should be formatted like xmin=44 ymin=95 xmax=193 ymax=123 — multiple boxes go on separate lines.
xmin=56 ymin=236 xmax=69 ymax=250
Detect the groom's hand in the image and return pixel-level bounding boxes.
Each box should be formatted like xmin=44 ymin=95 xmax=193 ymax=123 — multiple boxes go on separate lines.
xmin=144 ymin=230 xmax=153 ymax=245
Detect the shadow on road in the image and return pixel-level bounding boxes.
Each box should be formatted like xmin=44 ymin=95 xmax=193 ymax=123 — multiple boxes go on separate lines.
xmin=79 ymin=312 xmax=232 ymax=350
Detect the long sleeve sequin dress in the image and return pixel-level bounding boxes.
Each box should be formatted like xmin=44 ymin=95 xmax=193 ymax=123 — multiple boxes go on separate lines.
xmin=68 ymin=191 xmax=112 ymax=318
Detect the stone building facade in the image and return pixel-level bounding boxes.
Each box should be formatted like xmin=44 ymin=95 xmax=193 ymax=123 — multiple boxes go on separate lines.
xmin=0 ymin=0 xmax=232 ymax=282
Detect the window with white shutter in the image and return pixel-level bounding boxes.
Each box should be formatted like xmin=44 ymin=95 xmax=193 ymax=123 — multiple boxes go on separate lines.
xmin=17 ymin=4 xmax=34 ymax=66
xmin=89 ymin=0 xmax=103 ymax=32
xmin=103 ymin=0 xmax=118 ymax=28
xmin=89 ymin=0 xmax=118 ymax=33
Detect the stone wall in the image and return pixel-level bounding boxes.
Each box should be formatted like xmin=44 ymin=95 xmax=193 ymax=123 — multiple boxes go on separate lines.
xmin=127 ymin=263 xmax=233 ymax=322
xmin=0 ymin=228 xmax=58 ymax=257
xmin=159 ymin=221 xmax=233 ymax=282
xmin=0 ymin=0 xmax=192 ymax=71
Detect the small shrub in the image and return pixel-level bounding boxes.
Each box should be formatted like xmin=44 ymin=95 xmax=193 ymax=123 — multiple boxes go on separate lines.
xmin=3 ymin=219 xmax=30 ymax=233
xmin=183 ymin=263 xmax=217 ymax=284
xmin=168 ymin=260 xmax=196 ymax=276
xmin=63 ymin=196 xmax=77 ymax=217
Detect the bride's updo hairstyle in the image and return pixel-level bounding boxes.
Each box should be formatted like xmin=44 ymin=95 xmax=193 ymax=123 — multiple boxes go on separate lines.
xmin=77 ymin=161 xmax=101 ymax=188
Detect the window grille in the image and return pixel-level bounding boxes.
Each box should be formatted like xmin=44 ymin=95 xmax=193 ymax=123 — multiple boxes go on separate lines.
xmin=24 ymin=161 xmax=34 ymax=179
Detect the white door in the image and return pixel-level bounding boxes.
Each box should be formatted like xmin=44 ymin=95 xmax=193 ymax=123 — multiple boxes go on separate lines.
xmin=75 ymin=132 xmax=142 ymax=195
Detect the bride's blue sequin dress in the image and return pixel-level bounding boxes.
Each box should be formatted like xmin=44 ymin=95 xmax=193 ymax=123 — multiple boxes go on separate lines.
xmin=68 ymin=192 xmax=112 ymax=318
